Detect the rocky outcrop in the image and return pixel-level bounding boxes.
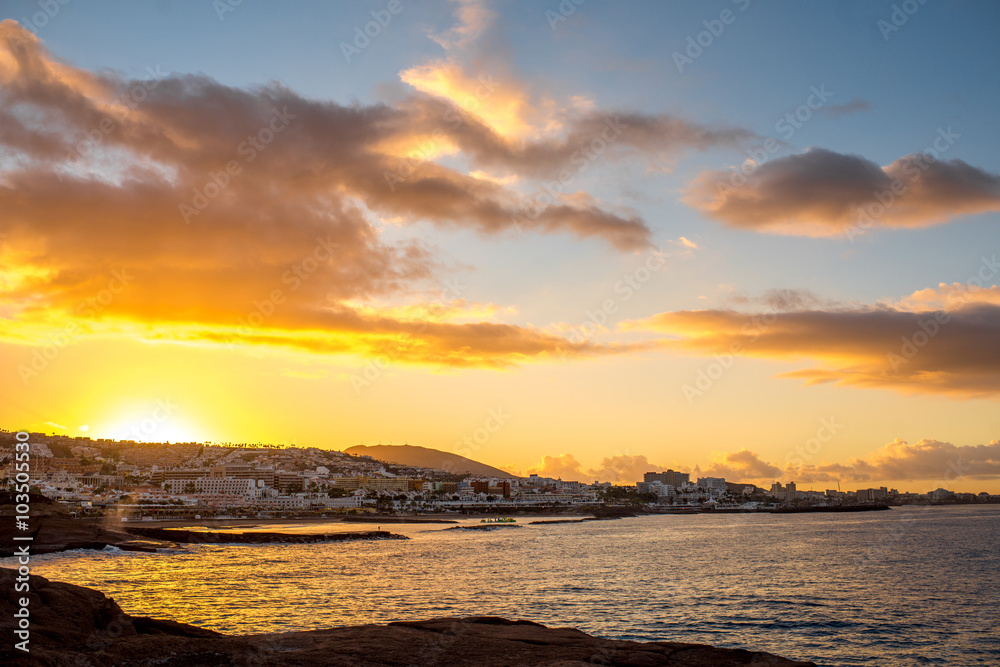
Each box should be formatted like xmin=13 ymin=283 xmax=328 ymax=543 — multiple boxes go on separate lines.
xmin=0 ymin=495 xmax=406 ymax=555
xmin=0 ymin=569 xmax=816 ymax=666
xmin=342 ymin=516 xmax=458 ymax=524
xmin=0 ymin=493 xmax=171 ymax=556
xmin=123 ymin=526 xmax=407 ymax=543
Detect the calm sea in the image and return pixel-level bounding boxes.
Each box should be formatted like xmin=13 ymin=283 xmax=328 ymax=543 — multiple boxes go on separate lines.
xmin=11 ymin=505 xmax=1000 ymax=666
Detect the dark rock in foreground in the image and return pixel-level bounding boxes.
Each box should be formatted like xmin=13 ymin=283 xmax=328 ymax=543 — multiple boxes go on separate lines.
xmin=0 ymin=493 xmax=173 ymax=556
xmin=0 ymin=569 xmax=816 ymax=666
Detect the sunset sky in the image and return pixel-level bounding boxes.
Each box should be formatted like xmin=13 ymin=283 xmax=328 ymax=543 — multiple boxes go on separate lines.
xmin=1 ymin=1 xmax=998 ymax=492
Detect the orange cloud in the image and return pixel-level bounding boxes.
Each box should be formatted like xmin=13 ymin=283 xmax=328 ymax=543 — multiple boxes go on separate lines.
xmin=684 ymin=147 xmax=1000 ymax=237
xmin=399 ymin=88 xmax=755 ymax=181
xmin=527 ymin=453 xmax=670 ymax=483
xmin=695 ymin=449 xmax=782 ymax=481
xmin=631 ymin=290 xmax=1000 ymax=397
xmin=2 ymin=19 xmax=717 ymax=369
xmin=400 ymin=60 xmax=534 ymax=138
xmin=893 ymin=283 xmax=1000 ymax=311
xmin=0 ymin=20 xmax=778 ymax=375
xmin=789 ymin=439 xmax=1000 ymax=485
xmin=526 ymin=439 xmax=1000 ymax=487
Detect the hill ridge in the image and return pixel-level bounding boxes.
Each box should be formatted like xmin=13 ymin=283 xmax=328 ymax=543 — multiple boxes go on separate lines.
xmin=345 ymin=444 xmax=519 ymax=478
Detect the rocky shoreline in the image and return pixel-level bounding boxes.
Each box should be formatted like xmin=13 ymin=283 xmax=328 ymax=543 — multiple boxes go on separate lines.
xmin=0 ymin=495 xmax=407 ymax=556
xmin=529 ymin=517 xmax=609 ymax=525
xmin=0 ymin=569 xmax=817 ymax=666
xmin=0 ymin=516 xmax=406 ymax=556
xmin=341 ymin=516 xmax=459 ymax=524
xmin=123 ymin=525 xmax=406 ymax=544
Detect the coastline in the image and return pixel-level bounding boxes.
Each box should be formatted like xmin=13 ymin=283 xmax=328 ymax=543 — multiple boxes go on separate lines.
xmin=108 ymin=503 xmax=891 ymax=528
xmin=0 ymin=511 xmax=408 ymax=557
xmin=0 ymin=501 xmax=896 ymax=557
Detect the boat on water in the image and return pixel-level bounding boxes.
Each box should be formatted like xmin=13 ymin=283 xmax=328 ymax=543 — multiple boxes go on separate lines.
xmin=480 ymin=517 xmax=516 ymax=524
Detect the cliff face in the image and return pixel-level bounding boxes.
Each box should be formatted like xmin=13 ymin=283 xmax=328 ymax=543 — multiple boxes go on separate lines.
xmin=0 ymin=569 xmax=817 ymax=666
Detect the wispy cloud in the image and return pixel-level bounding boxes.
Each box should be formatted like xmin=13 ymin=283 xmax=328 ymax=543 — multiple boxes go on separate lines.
xmin=429 ymin=0 xmax=496 ymax=51
xmin=822 ymin=97 xmax=870 ymax=117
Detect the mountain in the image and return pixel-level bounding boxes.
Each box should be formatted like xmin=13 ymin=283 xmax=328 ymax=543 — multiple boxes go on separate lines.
xmin=344 ymin=444 xmax=518 ymax=478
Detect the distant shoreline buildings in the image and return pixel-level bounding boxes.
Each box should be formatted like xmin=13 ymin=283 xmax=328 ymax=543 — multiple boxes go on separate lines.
xmin=1 ymin=430 xmax=997 ymax=518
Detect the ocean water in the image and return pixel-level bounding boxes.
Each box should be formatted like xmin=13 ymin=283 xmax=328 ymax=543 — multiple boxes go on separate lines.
xmin=11 ymin=505 xmax=1000 ymax=666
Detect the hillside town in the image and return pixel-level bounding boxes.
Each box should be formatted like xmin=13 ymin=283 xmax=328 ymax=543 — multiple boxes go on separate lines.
xmin=3 ymin=430 xmax=997 ymax=519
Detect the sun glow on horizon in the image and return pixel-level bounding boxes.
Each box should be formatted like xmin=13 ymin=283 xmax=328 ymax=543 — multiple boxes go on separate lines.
xmin=99 ymin=409 xmax=207 ymax=444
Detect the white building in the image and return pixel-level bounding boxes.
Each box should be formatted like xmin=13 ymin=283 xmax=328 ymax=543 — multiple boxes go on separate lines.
xmin=638 ymin=481 xmax=675 ymax=497
xmin=256 ymin=495 xmax=309 ymax=510
xmin=162 ymin=477 xmax=265 ymax=499
xmin=697 ymin=477 xmax=728 ymax=496
xmin=313 ymin=495 xmax=361 ymax=508
xmin=29 ymin=442 xmax=53 ymax=458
